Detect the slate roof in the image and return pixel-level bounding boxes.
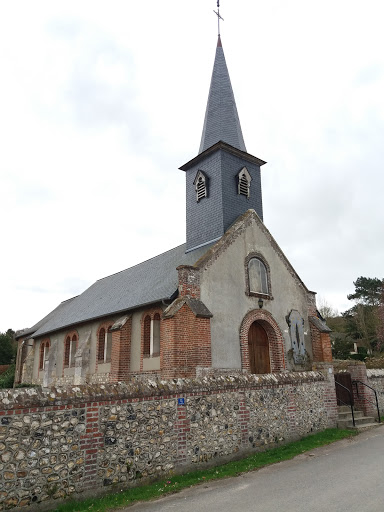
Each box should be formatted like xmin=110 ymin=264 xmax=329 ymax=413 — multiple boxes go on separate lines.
xmin=199 ymin=36 xmax=246 ymax=154
xmin=28 ymin=243 xmax=212 ymax=339
xmin=309 ymin=315 xmax=332 ymax=333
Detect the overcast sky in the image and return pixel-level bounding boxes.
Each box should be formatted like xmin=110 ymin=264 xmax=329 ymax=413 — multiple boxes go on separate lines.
xmin=1 ymin=0 xmax=383 ymax=333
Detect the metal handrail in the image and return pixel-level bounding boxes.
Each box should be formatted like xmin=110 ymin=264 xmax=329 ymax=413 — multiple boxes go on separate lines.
xmin=352 ymin=380 xmax=381 ymax=423
xmin=335 ymin=381 xmax=355 ymax=427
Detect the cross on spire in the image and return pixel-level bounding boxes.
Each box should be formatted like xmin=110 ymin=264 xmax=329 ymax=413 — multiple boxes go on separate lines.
xmin=213 ymin=0 xmax=224 ymax=36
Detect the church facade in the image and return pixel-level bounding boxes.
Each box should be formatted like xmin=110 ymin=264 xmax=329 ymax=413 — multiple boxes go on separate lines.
xmin=15 ymin=37 xmax=332 ymax=387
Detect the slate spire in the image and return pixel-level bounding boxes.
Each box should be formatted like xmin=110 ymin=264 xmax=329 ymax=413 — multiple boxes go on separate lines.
xmin=199 ymin=36 xmax=246 ymax=154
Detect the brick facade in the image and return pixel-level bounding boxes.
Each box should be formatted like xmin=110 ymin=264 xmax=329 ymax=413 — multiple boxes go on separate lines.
xmin=310 ymin=324 xmax=332 ymax=363
xmin=162 ymin=303 xmax=212 ymax=378
xmin=110 ymin=317 xmax=132 ymax=382
xmin=177 ymin=265 xmax=201 ymax=299
xmin=347 ymin=362 xmax=378 ymax=417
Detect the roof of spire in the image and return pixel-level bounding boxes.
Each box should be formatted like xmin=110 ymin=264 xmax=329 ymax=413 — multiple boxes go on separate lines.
xmin=199 ymin=36 xmax=246 ymax=154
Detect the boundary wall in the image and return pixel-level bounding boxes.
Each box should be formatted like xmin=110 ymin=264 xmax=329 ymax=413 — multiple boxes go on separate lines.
xmin=0 ymin=371 xmax=337 ymax=509
xmin=367 ymin=368 xmax=384 ymax=413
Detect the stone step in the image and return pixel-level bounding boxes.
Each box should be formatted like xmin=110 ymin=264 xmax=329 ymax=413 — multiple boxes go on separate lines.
xmin=337 ymin=416 xmax=377 ymax=429
xmin=347 ymin=422 xmax=382 ymax=432
xmin=338 ymin=410 xmax=364 ymax=420
xmin=338 ymin=405 xmax=357 ymax=413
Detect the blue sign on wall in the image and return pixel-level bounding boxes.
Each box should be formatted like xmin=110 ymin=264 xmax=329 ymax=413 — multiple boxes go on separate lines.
xmin=178 ymin=398 xmax=185 ymax=405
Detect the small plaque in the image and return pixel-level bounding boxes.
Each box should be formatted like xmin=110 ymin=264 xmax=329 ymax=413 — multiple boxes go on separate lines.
xmin=178 ymin=398 xmax=185 ymax=405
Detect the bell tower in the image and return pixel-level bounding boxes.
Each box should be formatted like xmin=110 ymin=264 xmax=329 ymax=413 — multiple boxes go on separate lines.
xmin=180 ymin=36 xmax=266 ymax=253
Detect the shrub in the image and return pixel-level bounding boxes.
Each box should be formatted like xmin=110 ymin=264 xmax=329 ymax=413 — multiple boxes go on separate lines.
xmin=0 ymin=364 xmax=15 ymax=389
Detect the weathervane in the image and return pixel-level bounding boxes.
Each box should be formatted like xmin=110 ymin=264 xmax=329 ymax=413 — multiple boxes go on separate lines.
xmin=213 ymin=1 xmax=224 ymax=36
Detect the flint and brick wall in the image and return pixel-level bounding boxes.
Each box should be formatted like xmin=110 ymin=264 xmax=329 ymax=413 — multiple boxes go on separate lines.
xmin=367 ymin=368 xmax=384 ymax=414
xmin=0 ymin=372 xmax=337 ymax=510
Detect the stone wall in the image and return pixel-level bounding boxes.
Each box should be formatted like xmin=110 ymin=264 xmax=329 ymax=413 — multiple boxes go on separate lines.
xmin=367 ymin=369 xmax=384 ymax=414
xmin=0 ymin=371 xmax=337 ymax=509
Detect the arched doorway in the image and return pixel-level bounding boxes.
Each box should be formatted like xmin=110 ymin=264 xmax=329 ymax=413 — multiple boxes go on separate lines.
xmin=248 ymin=321 xmax=271 ymax=374
xmin=240 ymin=309 xmax=285 ymax=373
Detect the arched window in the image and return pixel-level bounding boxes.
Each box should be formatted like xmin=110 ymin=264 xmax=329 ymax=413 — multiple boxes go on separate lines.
xmin=143 ymin=315 xmax=151 ymax=357
xmin=248 ymin=257 xmax=269 ymax=295
xmin=98 ymin=325 xmax=113 ymax=363
xmin=152 ymin=313 xmax=161 ymax=356
xmin=39 ymin=340 xmax=50 ymax=370
xmin=106 ymin=327 xmax=112 ymax=362
xmin=143 ymin=312 xmax=161 ymax=358
xmin=64 ymin=334 xmax=77 ymax=368
xmin=98 ymin=328 xmax=106 ymax=362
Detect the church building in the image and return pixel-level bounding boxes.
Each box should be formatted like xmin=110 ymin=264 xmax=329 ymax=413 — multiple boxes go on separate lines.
xmin=15 ymin=35 xmax=332 ymax=386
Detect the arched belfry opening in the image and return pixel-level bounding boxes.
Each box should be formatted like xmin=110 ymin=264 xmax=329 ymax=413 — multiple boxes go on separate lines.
xmin=240 ymin=310 xmax=286 ymax=374
xmin=248 ymin=321 xmax=270 ymax=374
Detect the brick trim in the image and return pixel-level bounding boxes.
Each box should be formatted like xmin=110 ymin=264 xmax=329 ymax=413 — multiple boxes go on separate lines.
xmin=310 ymin=323 xmax=333 ymax=363
xmin=177 ymin=265 xmax=201 ymax=299
xmin=110 ymin=317 xmax=132 ymax=382
xmin=239 ymin=309 xmax=286 ymax=373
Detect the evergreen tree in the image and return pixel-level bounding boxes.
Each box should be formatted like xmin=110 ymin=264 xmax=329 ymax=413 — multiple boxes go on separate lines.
xmin=343 ymin=277 xmax=384 ymax=352
xmin=0 ymin=329 xmax=16 ymax=364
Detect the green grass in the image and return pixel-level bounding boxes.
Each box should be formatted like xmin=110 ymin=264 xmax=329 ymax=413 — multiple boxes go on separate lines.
xmin=53 ymin=429 xmax=356 ymax=512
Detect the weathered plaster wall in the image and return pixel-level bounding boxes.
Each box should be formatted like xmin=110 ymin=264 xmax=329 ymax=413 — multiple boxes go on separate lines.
xmin=0 ymin=372 xmax=337 ymax=509
xmin=30 ymin=319 xmax=121 ymax=387
xmin=26 ymin=305 xmax=165 ymax=387
xmin=199 ymin=215 xmax=312 ymax=370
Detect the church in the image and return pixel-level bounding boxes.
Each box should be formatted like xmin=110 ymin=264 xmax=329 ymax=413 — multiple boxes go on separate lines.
xmin=15 ymin=35 xmax=332 ymax=386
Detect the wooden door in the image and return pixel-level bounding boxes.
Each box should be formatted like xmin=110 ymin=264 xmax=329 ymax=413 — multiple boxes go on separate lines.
xmin=248 ymin=322 xmax=270 ymax=374
xmin=334 ymin=372 xmax=354 ymax=406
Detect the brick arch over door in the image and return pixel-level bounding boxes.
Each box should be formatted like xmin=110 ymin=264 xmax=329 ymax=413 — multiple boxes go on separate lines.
xmin=240 ymin=310 xmax=286 ymax=373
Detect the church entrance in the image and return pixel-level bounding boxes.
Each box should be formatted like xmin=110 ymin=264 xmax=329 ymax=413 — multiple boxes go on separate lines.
xmin=248 ymin=321 xmax=271 ymax=374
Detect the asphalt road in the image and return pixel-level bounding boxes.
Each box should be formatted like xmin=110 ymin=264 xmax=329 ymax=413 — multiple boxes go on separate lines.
xmin=125 ymin=425 xmax=384 ymax=512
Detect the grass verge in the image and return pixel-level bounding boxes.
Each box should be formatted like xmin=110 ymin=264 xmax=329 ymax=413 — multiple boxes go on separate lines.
xmin=54 ymin=428 xmax=356 ymax=512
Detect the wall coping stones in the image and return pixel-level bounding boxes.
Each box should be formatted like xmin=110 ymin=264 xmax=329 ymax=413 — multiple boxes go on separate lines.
xmin=0 ymin=371 xmax=326 ymax=410
xmin=367 ymin=368 xmax=384 ymax=378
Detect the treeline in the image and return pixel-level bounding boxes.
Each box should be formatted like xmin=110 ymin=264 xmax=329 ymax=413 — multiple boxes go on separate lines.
xmin=0 ymin=328 xmax=16 ymax=364
xmin=321 ymin=277 xmax=384 ymax=359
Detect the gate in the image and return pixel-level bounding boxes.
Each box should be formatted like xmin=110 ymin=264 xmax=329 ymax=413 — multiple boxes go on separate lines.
xmin=334 ymin=372 xmax=354 ymax=406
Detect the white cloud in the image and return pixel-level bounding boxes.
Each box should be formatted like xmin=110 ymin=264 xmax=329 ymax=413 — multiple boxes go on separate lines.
xmin=1 ymin=0 xmax=384 ymax=331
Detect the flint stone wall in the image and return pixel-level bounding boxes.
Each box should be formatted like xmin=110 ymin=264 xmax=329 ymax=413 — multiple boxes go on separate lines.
xmin=0 ymin=372 xmax=337 ymax=510
xmin=367 ymin=369 xmax=384 ymax=412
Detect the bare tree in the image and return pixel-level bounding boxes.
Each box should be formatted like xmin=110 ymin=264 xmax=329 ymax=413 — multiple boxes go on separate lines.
xmin=317 ymin=296 xmax=338 ymax=320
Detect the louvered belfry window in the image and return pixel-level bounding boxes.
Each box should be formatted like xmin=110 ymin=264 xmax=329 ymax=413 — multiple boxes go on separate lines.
xmin=193 ymin=170 xmax=207 ymax=202
xmin=238 ymin=167 xmax=251 ymax=198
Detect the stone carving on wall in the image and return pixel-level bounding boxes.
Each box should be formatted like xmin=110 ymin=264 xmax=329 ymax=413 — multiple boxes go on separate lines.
xmin=287 ymin=310 xmax=306 ymax=364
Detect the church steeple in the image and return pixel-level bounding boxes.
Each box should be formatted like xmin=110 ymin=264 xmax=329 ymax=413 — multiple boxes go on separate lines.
xmin=181 ymin=34 xmax=266 ymax=253
xmin=199 ymin=36 xmax=246 ymax=154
